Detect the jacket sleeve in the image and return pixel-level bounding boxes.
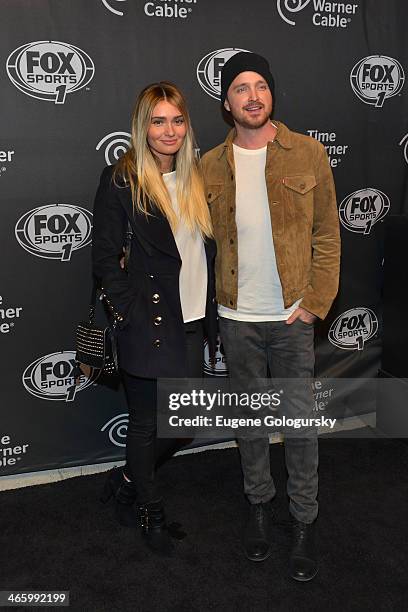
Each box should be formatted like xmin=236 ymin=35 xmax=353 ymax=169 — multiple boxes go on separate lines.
xmin=92 ymin=166 xmax=136 ymax=326
xmin=300 ymin=142 xmax=341 ymax=320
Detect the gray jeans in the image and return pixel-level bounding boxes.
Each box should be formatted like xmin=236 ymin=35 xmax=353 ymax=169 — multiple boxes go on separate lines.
xmin=218 ymin=317 xmax=318 ymax=524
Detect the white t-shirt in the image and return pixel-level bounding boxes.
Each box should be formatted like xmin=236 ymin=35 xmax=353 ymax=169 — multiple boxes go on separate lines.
xmin=218 ymin=144 xmax=300 ymax=322
xmin=163 ymin=171 xmax=207 ymax=323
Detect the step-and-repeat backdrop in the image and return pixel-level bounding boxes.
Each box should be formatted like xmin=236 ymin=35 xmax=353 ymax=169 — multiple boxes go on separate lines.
xmin=1 ymin=0 xmax=407 ymax=475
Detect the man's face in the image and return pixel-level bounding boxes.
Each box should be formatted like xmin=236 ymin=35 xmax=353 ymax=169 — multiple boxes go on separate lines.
xmin=224 ymin=71 xmax=273 ymax=130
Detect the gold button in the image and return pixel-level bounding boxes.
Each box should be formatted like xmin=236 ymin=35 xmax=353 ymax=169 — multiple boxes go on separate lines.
xmin=153 ymin=339 xmax=161 ymax=348
xmin=300 ymin=182 xmax=306 ymax=190
xmin=154 ymin=316 xmax=162 ymax=326
xmin=152 ymin=293 xmax=160 ymax=304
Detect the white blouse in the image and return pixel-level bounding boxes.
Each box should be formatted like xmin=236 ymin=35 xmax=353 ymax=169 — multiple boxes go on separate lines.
xmin=162 ymin=171 xmax=207 ymax=323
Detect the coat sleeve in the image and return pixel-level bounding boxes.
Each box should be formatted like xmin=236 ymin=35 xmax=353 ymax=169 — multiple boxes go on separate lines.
xmin=92 ymin=166 xmax=136 ymax=326
xmin=300 ymin=142 xmax=341 ymax=320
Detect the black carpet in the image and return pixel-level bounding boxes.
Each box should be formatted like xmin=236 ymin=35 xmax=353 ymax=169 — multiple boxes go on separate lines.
xmin=2 ymin=437 xmax=408 ymax=611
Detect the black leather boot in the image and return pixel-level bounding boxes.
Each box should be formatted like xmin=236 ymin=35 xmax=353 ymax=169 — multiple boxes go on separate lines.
xmin=289 ymin=520 xmax=318 ymax=581
xmin=243 ymin=500 xmax=274 ymax=562
xmin=138 ymin=500 xmax=185 ymax=557
xmin=100 ymin=469 xmax=139 ymax=528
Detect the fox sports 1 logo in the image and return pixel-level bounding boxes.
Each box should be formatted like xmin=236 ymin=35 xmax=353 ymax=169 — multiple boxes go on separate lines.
xmin=204 ymin=335 xmax=228 ymax=377
xmin=350 ymin=55 xmax=405 ymax=108
xmin=339 ymin=188 xmax=390 ymax=235
xmin=328 ymin=308 xmax=378 ymax=351
xmin=15 ymin=204 xmax=92 ymax=261
xmin=197 ymin=48 xmax=250 ymax=100
xmin=6 ymin=41 xmax=95 ymax=104
xmin=23 ymin=351 xmax=98 ymax=402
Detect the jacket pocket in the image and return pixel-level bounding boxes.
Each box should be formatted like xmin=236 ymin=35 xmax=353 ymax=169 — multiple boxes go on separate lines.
xmin=206 ymin=184 xmax=224 ymax=205
xmin=206 ymin=184 xmax=226 ymax=230
xmin=283 ymin=175 xmax=317 ymax=195
xmin=283 ymin=174 xmax=316 ymax=225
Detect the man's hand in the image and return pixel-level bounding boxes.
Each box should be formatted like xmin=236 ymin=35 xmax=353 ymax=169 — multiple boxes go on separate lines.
xmin=286 ymin=306 xmax=317 ymax=325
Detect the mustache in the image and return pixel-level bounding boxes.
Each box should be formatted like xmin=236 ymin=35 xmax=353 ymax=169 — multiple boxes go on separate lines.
xmin=243 ymin=100 xmax=264 ymax=110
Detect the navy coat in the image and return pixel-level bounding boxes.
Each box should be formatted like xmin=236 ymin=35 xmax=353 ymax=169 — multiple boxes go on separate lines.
xmin=92 ymin=166 xmax=217 ymax=378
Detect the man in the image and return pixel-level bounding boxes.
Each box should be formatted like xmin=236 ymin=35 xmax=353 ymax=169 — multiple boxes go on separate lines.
xmin=201 ymin=52 xmax=340 ymax=581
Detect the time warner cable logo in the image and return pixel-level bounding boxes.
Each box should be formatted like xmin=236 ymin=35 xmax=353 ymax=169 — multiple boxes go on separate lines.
xmin=197 ymin=48 xmax=250 ymax=100
xmin=339 ymin=188 xmax=390 ymax=235
xmin=102 ymin=0 xmax=127 ymax=16
xmin=23 ymin=351 xmax=98 ymax=402
xmin=399 ymin=133 xmax=408 ymax=164
xmin=101 ymin=414 xmax=129 ymax=447
xmin=328 ymin=308 xmax=378 ymax=351
xmin=96 ymin=132 xmax=131 ymax=166
xmin=6 ymin=41 xmax=95 ymax=104
xmin=15 ymin=204 xmax=92 ymax=261
xmin=102 ymin=0 xmax=198 ymax=18
xmin=277 ymin=0 xmax=358 ymax=28
xmin=350 ymin=55 xmax=405 ymax=108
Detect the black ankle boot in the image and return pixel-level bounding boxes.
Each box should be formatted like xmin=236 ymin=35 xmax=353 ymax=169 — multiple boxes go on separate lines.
xmin=138 ymin=500 xmax=184 ymax=557
xmin=243 ymin=500 xmax=274 ymax=562
xmin=289 ymin=519 xmax=318 ymax=581
xmin=100 ymin=469 xmax=139 ymax=528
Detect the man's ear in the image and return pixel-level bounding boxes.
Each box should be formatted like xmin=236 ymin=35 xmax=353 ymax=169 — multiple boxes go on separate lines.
xmin=224 ymin=98 xmax=230 ymax=112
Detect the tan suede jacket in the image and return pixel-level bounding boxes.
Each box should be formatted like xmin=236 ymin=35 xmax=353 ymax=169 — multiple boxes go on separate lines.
xmin=201 ymin=121 xmax=341 ymax=320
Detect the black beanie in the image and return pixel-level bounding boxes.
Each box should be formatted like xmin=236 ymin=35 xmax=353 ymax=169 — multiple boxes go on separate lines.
xmin=220 ymin=52 xmax=275 ymax=104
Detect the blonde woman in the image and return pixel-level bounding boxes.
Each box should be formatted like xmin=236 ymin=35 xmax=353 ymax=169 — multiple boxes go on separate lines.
xmin=93 ymin=82 xmax=216 ymax=556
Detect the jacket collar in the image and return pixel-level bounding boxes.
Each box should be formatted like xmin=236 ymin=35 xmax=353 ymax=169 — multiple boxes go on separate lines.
xmin=217 ymin=120 xmax=293 ymax=160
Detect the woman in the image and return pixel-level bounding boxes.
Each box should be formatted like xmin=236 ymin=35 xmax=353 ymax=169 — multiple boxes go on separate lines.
xmin=92 ymin=82 xmax=217 ymax=556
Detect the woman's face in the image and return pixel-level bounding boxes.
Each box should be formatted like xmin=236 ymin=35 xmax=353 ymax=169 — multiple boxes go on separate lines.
xmin=147 ymin=100 xmax=187 ymax=167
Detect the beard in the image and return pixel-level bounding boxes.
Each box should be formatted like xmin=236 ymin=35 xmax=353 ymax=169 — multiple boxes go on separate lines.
xmin=233 ymin=113 xmax=271 ymax=130
xmin=230 ymin=101 xmax=272 ymax=130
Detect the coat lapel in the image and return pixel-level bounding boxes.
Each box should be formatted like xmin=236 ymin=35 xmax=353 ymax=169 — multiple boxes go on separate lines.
xmin=117 ymin=186 xmax=181 ymax=260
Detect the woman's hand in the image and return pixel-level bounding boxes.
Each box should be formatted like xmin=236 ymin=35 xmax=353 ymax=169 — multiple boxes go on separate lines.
xmin=119 ymin=247 xmax=126 ymax=270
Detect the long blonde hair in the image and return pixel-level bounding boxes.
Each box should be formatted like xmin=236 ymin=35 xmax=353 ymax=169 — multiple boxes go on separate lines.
xmin=114 ymin=82 xmax=212 ymax=238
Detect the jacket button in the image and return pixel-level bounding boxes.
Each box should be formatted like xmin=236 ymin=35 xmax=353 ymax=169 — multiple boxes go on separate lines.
xmin=300 ymin=182 xmax=306 ymax=190
xmin=153 ymin=339 xmax=161 ymax=348
xmin=230 ymin=207 xmax=234 ymax=213
xmin=231 ymin=269 xmax=235 ymax=275
xmin=231 ymin=174 xmax=234 ymax=181
xmin=230 ymin=238 xmax=234 ymax=245
xmin=154 ymin=316 xmax=163 ymax=326
xmin=229 ymin=300 xmax=234 ymax=306
xmin=212 ymin=297 xmax=216 ymax=304
xmin=152 ymin=293 xmax=160 ymax=303
xmin=208 ymin=193 xmax=212 ymax=199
